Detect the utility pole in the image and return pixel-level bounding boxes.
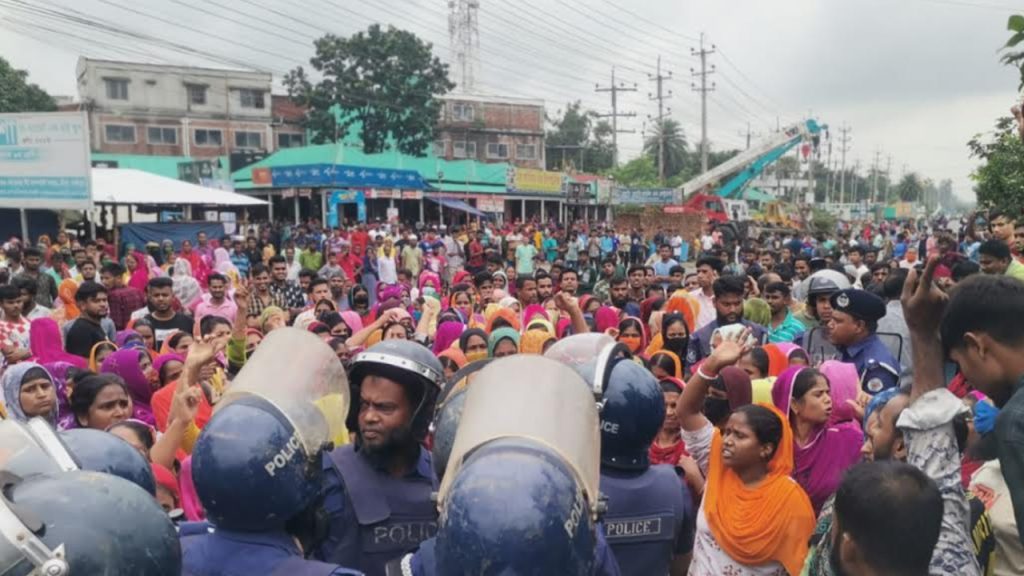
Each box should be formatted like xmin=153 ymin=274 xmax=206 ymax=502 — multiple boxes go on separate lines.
xmin=647 ymin=55 xmax=673 ymax=184
xmin=852 ymin=159 xmax=861 ymax=202
xmin=691 ymin=33 xmax=716 ymax=173
xmin=883 ymin=154 xmax=892 ymax=203
xmin=871 ymin=148 xmax=882 ymax=205
xmin=825 ymin=140 xmax=834 ymax=203
xmin=737 ymin=122 xmax=759 ymax=150
xmin=837 ymin=124 xmax=852 ymax=204
xmin=595 ymin=67 xmax=637 ymax=168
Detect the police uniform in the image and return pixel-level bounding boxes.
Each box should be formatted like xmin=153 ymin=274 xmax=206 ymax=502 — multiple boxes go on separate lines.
xmin=181 ymin=522 xmax=362 ymax=576
xmin=317 ymin=445 xmax=438 ymax=576
xmin=830 ymin=289 xmax=900 ymax=394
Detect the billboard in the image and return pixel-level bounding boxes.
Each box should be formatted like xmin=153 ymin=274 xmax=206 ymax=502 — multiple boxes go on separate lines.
xmin=613 ymin=188 xmax=680 ymax=205
xmin=507 ymin=167 xmax=564 ymax=195
xmin=0 ymin=112 xmax=92 ymax=209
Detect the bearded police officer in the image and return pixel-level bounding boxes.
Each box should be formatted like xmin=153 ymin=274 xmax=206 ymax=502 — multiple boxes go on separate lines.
xmin=318 ymin=339 xmax=443 ymax=576
xmin=827 ymin=288 xmax=900 ymax=393
xmin=179 ymin=329 xmax=362 ymax=576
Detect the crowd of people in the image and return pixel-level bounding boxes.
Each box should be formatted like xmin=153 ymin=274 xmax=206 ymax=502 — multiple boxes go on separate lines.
xmin=1 ymin=206 xmax=1024 ymax=576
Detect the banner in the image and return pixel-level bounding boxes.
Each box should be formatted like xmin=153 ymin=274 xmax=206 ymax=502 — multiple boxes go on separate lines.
xmin=271 ymin=163 xmax=430 ymax=190
xmin=327 ymin=189 xmax=366 ymax=227
xmin=0 ymin=112 xmax=92 ymax=209
xmin=507 ymin=167 xmax=564 ymax=195
xmin=613 ymin=188 xmax=681 ymax=205
xmin=476 ymin=196 xmax=505 ymax=213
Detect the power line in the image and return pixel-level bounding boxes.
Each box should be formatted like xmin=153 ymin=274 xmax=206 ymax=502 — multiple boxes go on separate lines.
xmin=648 ymin=56 xmax=673 ymax=183
xmin=691 ymin=33 xmax=715 ymax=174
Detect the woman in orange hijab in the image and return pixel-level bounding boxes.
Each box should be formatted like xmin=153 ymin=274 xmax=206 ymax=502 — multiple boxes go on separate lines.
xmin=54 ymin=279 xmax=80 ymax=324
xmin=677 ymin=330 xmax=815 ymax=576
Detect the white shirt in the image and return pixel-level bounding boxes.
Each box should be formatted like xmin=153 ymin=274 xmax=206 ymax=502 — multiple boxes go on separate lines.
xmin=690 ymin=288 xmax=716 ymax=331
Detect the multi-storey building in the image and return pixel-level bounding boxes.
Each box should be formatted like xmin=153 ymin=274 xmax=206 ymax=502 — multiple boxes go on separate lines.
xmin=75 ymin=58 xmax=297 ymax=159
xmin=433 ymin=93 xmax=545 ymax=169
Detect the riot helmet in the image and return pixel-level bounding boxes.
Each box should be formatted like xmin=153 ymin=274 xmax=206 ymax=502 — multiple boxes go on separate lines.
xmin=431 ymin=359 xmax=492 ymax=481
xmin=0 ymin=418 xmax=155 ymax=495
xmin=437 ymin=356 xmax=601 ymax=575
xmin=0 ymin=470 xmax=180 ymax=576
xmin=348 ymin=339 xmax=443 ymax=441
xmin=804 ymin=269 xmax=852 ymax=321
xmin=599 ymin=359 xmax=665 ymax=470
xmin=59 ymin=428 xmax=156 ymax=495
xmin=192 ymin=328 xmax=346 ymax=531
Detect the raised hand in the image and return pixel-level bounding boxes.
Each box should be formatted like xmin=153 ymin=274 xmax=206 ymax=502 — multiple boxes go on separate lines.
xmin=901 ymin=256 xmax=948 ymax=334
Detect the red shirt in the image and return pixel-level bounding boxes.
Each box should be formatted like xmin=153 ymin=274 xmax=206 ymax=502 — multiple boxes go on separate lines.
xmin=337 ymin=253 xmax=363 ymax=281
xmin=467 ymin=241 xmax=484 ymax=268
xmin=351 ymin=231 xmax=370 ymax=256
xmin=108 ymin=286 xmax=146 ymax=330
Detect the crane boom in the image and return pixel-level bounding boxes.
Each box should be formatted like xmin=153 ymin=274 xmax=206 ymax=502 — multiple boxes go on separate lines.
xmin=679 ymin=119 xmax=824 ymax=198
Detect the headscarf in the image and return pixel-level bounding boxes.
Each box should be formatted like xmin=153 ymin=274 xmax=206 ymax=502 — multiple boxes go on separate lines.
xmin=433 ymin=321 xmax=465 ymax=355
xmin=88 ymin=340 xmax=118 ymax=372
xmin=772 ymin=366 xmax=803 ymax=415
xmin=42 ymin=361 xmax=76 ymax=430
xmin=213 ymin=247 xmax=238 ymax=277
xmin=126 ymin=250 xmax=150 ymax=293
xmin=651 ymin=350 xmax=683 ymax=380
xmin=524 ymin=318 xmax=555 ymax=336
xmin=653 ymin=312 xmax=691 ymax=360
xmin=761 ymin=344 xmax=790 ymax=378
xmin=743 ymin=298 xmax=771 ymax=327
xmin=438 ymin=347 xmax=468 ymax=371
xmin=115 ymin=329 xmax=146 ymax=350
xmin=820 ymin=360 xmax=861 ymax=426
xmin=520 ymin=330 xmax=555 ymax=355
xmin=864 ymin=387 xmax=901 ymax=430
xmin=617 ymin=316 xmax=648 ymax=354
xmin=1 ymin=363 xmax=58 ymax=424
xmin=101 ymin=349 xmax=155 ymax=425
xmin=259 ymin=306 xmax=286 ymax=333
xmin=485 ymin=307 xmax=521 ymax=333
xmin=153 ymin=353 xmax=185 ymax=386
xmin=29 ymin=318 xmax=87 ymax=368
xmin=640 ymin=296 xmax=664 ymax=329
xmin=703 ymin=403 xmax=815 ymax=576
xmin=522 ymin=304 xmax=548 ymax=326
xmin=665 ymin=290 xmax=699 ymax=333
xmin=459 ymin=328 xmax=488 ymax=355
xmin=171 ymin=259 xmax=202 ymax=309
xmin=488 ymin=327 xmax=520 ymax=357
xmin=497 ymin=296 xmax=519 ymax=311
xmin=595 ymin=306 xmax=619 ymax=334
xmin=339 ymin=311 xmax=364 ymax=334
xmin=57 ymin=279 xmax=80 ymax=320
xmin=721 ymin=366 xmax=753 ymax=411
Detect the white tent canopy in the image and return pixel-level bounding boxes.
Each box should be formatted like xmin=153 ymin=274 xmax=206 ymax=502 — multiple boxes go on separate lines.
xmin=91 ymin=168 xmax=266 ymax=206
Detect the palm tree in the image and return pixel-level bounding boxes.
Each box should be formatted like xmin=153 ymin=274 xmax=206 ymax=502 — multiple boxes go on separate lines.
xmin=643 ymin=119 xmax=689 ymax=183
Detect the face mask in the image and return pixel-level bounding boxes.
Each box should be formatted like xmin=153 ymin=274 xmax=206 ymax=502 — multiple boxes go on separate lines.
xmin=664 ymin=336 xmax=688 ymax=355
xmin=354 ymin=296 xmax=369 ymax=306
xmin=619 ymin=335 xmax=642 ymax=353
xmin=465 ymin=350 xmax=488 ymax=364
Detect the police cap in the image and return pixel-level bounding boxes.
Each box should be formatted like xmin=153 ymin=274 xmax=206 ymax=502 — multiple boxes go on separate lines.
xmin=830 ymin=289 xmax=886 ymax=323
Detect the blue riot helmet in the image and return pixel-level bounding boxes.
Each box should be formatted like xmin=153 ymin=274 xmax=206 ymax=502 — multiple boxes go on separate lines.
xmin=192 ymin=328 xmax=346 ymax=531
xmin=0 ymin=470 xmax=181 ymax=576
xmin=0 ymin=418 xmax=155 ymax=495
xmin=600 ymin=359 xmax=665 ymax=470
xmin=431 ymin=359 xmax=493 ymax=480
xmin=348 ymin=339 xmax=444 ymax=441
xmin=437 ymin=356 xmax=601 ymax=575
xmin=59 ymin=428 xmax=156 ymax=495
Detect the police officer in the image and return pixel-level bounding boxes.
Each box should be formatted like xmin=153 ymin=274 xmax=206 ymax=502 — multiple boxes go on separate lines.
xmin=599 ymin=357 xmax=694 ymax=576
xmin=389 ymin=350 xmax=622 ymax=576
xmin=798 ymin=269 xmax=852 ymax=361
xmin=318 ymin=339 xmax=443 ymax=576
xmin=179 ymin=328 xmax=362 ymax=576
xmin=827 ymin=288 xmax=900 ymax=393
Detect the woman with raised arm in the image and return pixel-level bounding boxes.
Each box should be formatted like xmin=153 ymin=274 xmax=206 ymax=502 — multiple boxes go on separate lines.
xmin=677 ymin=328 xmax=815 ymax=576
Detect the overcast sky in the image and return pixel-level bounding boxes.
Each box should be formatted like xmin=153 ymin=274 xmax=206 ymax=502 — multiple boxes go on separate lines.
xmin=1 ymin=0 xmax=1020 ymax=200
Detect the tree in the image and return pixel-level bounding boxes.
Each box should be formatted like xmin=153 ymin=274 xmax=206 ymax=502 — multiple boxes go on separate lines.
xmin=0 ymin=56 xmax=56 ymax=113
xmin=1003 ymin=15 xmax=1024 ymax=90
xmin=609 ymin=156 xmax=660 ymax=188
xmin=642 ymin=118 xmax=690 ymax=181
xmin=968 ymin=116 xmax=1024 ymax=216
xmin=545 ymin=101 xmax=614 ymax=172
xmin=894 ymin=173 xmax=924 ymax=202
xmin=284 ymin=25 xmax=454 ymax=155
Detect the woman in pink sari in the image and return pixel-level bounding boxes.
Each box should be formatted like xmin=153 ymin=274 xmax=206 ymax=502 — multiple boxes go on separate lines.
xmin=772 ymin=366 xmax=863 ymax=514
xmin=179 ymin=240 xmax=210 ymax=288
xmin=126 ymin=251 xmax=150 ymax=293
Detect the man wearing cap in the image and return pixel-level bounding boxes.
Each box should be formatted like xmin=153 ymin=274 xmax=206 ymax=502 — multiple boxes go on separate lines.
xmin=827 ymin=288 xmax=900 ymax=393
